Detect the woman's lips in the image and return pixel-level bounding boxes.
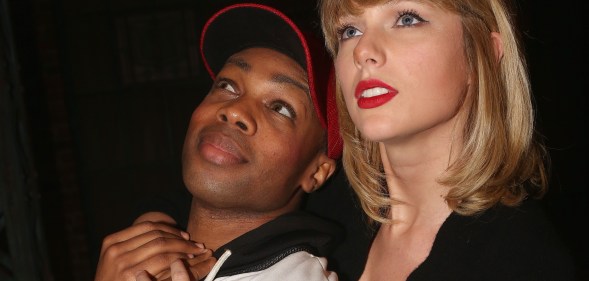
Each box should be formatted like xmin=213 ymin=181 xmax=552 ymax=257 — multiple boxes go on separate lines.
xmin=355 ymin=79 xmax=398 ymax=109
xmin=198 ymin=132 xmax=246 ymax=165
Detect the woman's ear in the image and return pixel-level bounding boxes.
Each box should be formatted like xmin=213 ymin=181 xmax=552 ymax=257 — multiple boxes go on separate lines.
xmin=491 ymin=32 xmax=504 ymax=63
xmin=300 ymin=154 xmax=337 ymax=193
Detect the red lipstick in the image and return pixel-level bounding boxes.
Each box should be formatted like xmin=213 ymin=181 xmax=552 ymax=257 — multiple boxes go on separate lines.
xmin=354 ymin=79 xmax=398 ymax=109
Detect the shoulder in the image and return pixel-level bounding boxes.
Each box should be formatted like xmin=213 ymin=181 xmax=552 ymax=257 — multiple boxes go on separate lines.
xmin=269 ymin=251 xmax=337 ymax=280
xmin=444 ymin=199 xmax=566 ymax=245
xmin=467 ymin=199 xmax=566 ymax=248
xmin=215 ymin=251 xmax=338 ymax=281
xmin=413 ymin=199 xmax=577 ymax=281
xmin=445 ymin=199 xmax=576 ymax=279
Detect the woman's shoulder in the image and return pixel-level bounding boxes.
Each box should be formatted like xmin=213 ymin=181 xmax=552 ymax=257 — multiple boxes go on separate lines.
xmin=411 ymin=199 xmax=577 ymax=280
xmin=458 ymin=199 xmax=566 ymax=246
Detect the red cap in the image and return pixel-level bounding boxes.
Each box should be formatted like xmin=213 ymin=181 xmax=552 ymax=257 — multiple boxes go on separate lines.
xmin=200 ymin=3 xmax=342 ymax=159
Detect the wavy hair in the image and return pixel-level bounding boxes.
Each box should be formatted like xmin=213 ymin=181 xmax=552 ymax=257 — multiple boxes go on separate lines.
xmin=320 ymin=0 xmax=548 ymax=224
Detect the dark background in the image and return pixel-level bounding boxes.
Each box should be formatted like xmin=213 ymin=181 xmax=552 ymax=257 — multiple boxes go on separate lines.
xmin=0 ymin=0 xmax=586 ymax=280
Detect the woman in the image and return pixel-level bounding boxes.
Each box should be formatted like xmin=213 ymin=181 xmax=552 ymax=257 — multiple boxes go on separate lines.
xmin=320 ymin=0 xmax=576 ymax=280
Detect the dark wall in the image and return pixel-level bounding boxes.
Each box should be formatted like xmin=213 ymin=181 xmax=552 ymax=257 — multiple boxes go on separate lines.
xmin=520 ymin=1 xmax=588 ymax=276
xmin=2 ymin=0 xmax=587 ymax=280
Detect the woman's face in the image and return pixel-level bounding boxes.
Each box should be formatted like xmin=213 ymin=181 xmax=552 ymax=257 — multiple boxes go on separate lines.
xmin=334 ymin=0 xmax=470 ymax=146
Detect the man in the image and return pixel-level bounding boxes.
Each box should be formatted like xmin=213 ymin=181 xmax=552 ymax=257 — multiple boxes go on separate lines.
xmin=94 ymin=3 xmax=344 ymax=280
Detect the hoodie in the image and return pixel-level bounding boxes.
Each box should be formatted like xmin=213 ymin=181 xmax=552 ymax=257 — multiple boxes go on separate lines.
xmin=203 ymin=211 xmax=343 ymax=281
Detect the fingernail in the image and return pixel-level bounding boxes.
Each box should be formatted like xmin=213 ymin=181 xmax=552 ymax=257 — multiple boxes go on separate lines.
xmin=180 ymin=231 xmax=190 ymax=240
xmin=188 ymin=253 xmax=195 ymax=258
xmin=194 ymin=242 xmax=204 ymax=248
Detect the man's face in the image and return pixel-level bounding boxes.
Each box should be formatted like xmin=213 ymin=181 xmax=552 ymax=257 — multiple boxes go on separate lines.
xmin=182 ymin=47 xmax=325 ymax=215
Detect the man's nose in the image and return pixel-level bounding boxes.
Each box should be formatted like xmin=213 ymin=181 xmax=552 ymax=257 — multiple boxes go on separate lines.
xmin=216 ymin=100 xmax=257 ymax=135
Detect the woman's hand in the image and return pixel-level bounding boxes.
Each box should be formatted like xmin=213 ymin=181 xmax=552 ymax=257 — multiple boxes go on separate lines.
xmin=94 ymin=221 xmax=215 ymax=281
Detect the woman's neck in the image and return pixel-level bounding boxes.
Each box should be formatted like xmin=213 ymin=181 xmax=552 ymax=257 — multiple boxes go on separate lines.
xmin=379 ymin=134 xmax=457 ymax=227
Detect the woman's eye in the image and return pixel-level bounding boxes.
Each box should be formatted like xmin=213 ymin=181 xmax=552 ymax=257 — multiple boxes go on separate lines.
xmin=217 ymin=80 xmax=236 ymax=93
xmin=395 ymin=11 xmax=425 ymax=27
xmin=270 ymin=101 xmax=296 ymax=119
xmin=338 ymin=25 xmax=363 ymax=40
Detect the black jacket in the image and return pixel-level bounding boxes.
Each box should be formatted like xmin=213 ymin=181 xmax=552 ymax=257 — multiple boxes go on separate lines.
xmin=211 ymin=211 xmax=343 ymax=277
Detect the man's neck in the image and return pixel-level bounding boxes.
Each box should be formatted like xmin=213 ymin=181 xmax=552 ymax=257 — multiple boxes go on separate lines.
xmin=185 ymin=201 xmax=282 ymax=252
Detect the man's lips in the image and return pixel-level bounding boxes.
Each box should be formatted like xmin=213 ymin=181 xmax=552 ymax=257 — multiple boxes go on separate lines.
xmin=198 ymin=131 xmax=247 ymax=165
xmin=354 ymin=79 xmax=398 ymax=109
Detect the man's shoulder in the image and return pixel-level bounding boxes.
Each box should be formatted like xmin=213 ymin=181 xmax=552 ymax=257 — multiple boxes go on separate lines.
xmin=212 ymin=211 xmax=343 ymax=278
xmin=214 ymin=251 xmax=338 ymax=281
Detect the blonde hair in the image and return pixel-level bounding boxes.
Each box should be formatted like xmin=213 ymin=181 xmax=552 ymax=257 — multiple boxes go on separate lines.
xmin=320 ymin=0 xmax=548 ymax=224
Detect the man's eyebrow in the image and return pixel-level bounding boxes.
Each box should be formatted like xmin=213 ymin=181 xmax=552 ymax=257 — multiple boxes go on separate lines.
xmin=225 ymin=57 xmax=251 ymax=71
xmin=226 ymin=56 xmax=309 ymax=93
xmin=271 ymin=74 xmax=310 ymax=94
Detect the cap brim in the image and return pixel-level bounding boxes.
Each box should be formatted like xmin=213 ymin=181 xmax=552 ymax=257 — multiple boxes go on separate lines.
xmin=201 ymin=4 xmax=307 ymax=77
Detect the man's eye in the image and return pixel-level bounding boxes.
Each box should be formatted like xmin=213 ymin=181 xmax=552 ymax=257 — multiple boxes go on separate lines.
xmin=270 ymin=102 xmax=296 ymax=119
xmin=218 ymin=80 xmax=236 ymax=93
xmin=338 ymin=25 xmax=363 ymax=40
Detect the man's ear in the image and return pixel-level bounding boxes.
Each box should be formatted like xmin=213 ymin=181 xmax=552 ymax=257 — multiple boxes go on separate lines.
xmin=301 ymin=154 xmax=336 ymax=193
xmin=491 ymin=31 xmax=504 ymax=63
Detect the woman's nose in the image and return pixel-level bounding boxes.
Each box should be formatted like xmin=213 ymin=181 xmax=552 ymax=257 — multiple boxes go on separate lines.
xmin=353 ymin=31 xmax=385 ymax=69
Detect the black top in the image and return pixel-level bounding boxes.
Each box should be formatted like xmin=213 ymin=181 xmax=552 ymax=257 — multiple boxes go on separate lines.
xmin=409 ymin=199 xmax=577 ymax=281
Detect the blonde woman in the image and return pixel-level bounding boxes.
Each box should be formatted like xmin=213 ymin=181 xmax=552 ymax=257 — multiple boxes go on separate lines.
xmin=320 ymin=0 xmax=576 ymax=280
